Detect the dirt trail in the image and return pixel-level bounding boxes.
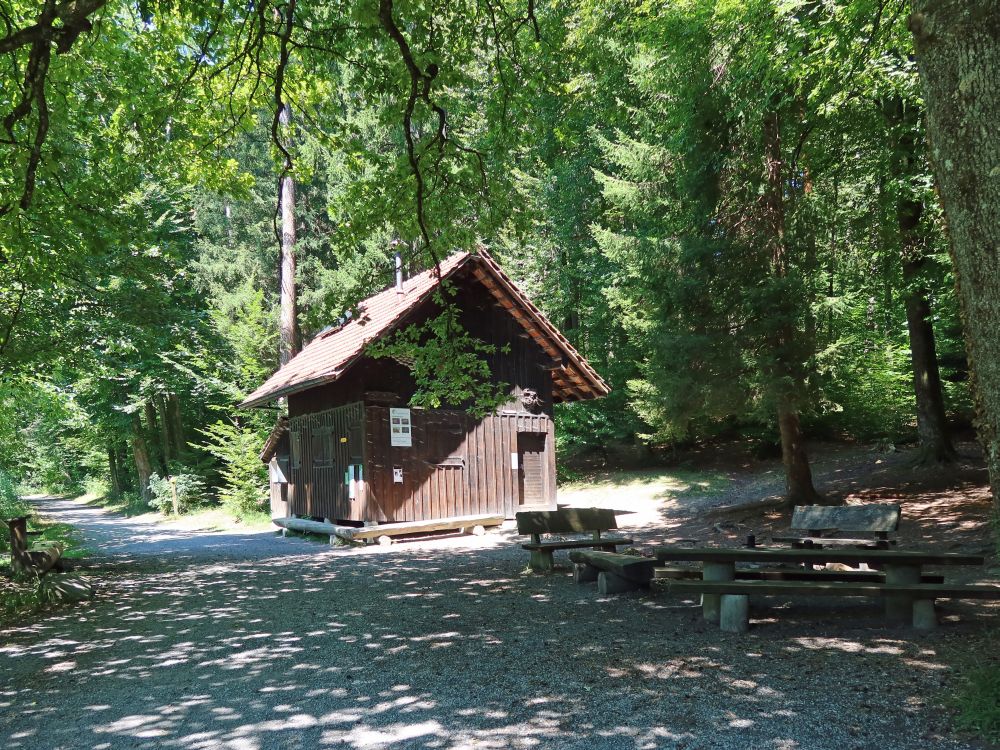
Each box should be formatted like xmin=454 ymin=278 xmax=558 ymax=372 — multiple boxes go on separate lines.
xmin=28 ymin=495 xmax=323 ymax=565
xmin=1 ymin=454 xmax=994 ymax=749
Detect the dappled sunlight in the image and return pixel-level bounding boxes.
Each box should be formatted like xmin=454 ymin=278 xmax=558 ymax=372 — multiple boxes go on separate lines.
xmin=4 ymin=538 xmax=989 ymax=750
xmin=6 ymin=459 xmax=998 ymax=749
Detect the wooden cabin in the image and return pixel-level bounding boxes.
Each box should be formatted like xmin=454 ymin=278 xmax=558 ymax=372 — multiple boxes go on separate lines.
xmin=241 ymin=249 xmax=608 ymax=529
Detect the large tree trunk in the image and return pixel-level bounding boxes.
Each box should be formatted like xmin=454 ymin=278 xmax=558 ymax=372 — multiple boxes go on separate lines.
xmin=130 ymin=413 xmax=153 ymax=503
xmin=155 ymin=393 xmax=173 ymax=467
xmin=145 ymin=400 xmax=168 ymax=476
xmin=279 ymin=103 xmax=301 ymax=367
xmin=107 ymin=443 xmax=122 ymax=498
xmin=166 ymin=392 xmax=186 ymax=458
xmin=884 ymin=94 xmax=956 ymax=463
xmin=763 ymin=106 xmax=821 ymax=504
xmin=902 ymin=252 xmax=956 ymax=463
xmin=910 ymin=2 xmax=1000 ymax=500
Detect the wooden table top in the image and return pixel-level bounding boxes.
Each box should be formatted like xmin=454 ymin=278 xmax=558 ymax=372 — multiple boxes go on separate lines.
xmin=653 ymin=546 xmax=985 ymax=566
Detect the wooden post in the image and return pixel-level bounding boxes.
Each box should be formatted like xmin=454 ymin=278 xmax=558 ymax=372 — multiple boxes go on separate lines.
xmin=7 ymin=517 xmax=29 ymax=576
xmin=170 ymin=476 xmax=179 ymax=516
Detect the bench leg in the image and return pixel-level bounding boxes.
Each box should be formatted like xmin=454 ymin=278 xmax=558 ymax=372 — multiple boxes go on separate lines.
xmin=702 ymin=561 xmax=735 ymax=622
xmin=885 ymin=563 xmax=921 ymax=623
xmin=529 ymin=548 xmax=554 ymax=573
xmin=913 ymin=599 xmax=938 ymax=631
xmin=720 ymin=594 xmax=750 ymax=633
xmin=574 ymin=563 xmax=599 ymax=584
xmin=598 ymin=571 xmax=640 ymax=595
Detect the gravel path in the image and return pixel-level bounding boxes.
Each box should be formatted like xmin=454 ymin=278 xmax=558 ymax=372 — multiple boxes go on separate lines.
xmin=27 ymin=495 xmax=323 ymax=564
xmin=0 ymin=497 xmax=991 ymax=749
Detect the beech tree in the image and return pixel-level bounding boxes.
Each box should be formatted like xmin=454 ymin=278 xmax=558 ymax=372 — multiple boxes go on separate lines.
xmin=910 ymin=0 xmax=1000 ymax=499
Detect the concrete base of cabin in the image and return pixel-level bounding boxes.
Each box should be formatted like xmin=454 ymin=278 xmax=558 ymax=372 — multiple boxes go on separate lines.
xmin=272 ymin=514 xmax=504 ymax=545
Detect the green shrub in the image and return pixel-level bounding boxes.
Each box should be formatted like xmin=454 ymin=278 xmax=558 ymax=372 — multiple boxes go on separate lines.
xmin=200 ymin=421 xmax=268 ymax=521
xmin=147 ymin=472 xmax=205 ymax=515
xmin=0 ymin=468 xmax=29 ymax=520
xmin=81 ymin=475 xmax=110 ymax=498
xmin=951 ymin=660 xmax=1000 ymax=741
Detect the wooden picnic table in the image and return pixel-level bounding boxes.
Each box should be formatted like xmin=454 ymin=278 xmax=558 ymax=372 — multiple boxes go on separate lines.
xmin=653 ymin=546 xmax=985 ymax=623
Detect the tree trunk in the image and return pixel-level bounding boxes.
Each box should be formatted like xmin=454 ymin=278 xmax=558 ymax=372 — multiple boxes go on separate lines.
xmin=130 ymin=413 xmax=153 ymax=503
xmin=763 ymin=105 xmax=821 ymax=504
xmin=883 ymin=94 xmax=956 ymax=463
xmin=902 ymin=255 xmax=956 ymax=463
xmin=108 ymin=443 xmax=122 ymax=498
xmin=910 ymin=1 xmax=1000 ymax=500
xmin=166 ymin=392 xmax=186 ymax=458
xmin=145 ymin=400 xmax=168 ymax=476
xmin=279 ymin=103 xmax=301 ymax=367
xmin=778 ymin=400 xmax=818 ymax=504
xmin=155 ymin=393 xmax=173 ymax=467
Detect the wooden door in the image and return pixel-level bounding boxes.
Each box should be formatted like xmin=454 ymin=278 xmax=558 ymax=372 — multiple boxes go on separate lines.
xmin=517 ymin=432 xmax=546 ymax=507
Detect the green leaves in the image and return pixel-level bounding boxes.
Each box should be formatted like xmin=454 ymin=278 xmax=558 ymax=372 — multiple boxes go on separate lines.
xmin=367 ymin=293 xmax=511 ymax=417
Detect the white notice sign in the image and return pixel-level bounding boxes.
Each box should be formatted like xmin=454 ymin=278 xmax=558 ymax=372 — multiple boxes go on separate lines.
xmin=389 ymin=407 xmax=412 ymax=447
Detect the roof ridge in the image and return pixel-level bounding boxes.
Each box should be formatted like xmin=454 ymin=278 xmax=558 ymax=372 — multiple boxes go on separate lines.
xmin=239 ymin=248 xmax=608 ymax=408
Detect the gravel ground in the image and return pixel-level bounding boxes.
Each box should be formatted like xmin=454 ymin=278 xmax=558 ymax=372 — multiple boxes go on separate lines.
xmin=24 ymin=495 xmax=322 ymax=565
xmin=0 ymin=495 xmax=994 ymax=749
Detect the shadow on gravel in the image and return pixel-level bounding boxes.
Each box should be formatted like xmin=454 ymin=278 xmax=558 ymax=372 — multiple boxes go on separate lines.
xmin=1 ymin=540 xmax=994 ymax=750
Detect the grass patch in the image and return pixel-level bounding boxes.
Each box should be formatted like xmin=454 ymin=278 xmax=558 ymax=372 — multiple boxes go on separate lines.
xmin=949 ymin=631 xmax=1000 ymax=741
xmin=559 ymin=467 xmax=729 ymax=505
xmin=0 ymin=510 xmax=90 ymax=625
xmin=80 ymin=490 xmax=274 ymax=532
xmin=81 ymin=490 xmax=150 ymax=517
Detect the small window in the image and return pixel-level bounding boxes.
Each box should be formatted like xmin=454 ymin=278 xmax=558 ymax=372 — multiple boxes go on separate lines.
xmin=312 ymin=426 xmax=335 ymax=468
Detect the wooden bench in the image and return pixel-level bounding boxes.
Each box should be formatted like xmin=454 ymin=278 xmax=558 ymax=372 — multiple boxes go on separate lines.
xmin=4 ymin=516 xmax=64 ymax=577
xmin=655 ymin=566 xmax=945 ymax=584
xmin=772 ymin=503 xmax=900 ymax=549
xmin=569 ymin=550 xmax=656 ymax=593
xmin=517 ymin=508 xmax=632 ymax=572
xmin=661 ymin=579 xmax=1000 ymax=632
xmin=654 ymin=546 xmax=985 ymax=624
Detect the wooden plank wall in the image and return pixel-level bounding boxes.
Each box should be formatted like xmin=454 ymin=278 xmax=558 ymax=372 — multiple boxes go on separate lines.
xmin=364 ymin=407 xmax=555 ymax=523
xmin=288 ymin=402 xmax=365 ymax=520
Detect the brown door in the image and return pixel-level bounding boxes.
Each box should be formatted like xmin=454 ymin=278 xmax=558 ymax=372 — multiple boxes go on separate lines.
xmin=517 ymin=432 xmax=546 ymax=506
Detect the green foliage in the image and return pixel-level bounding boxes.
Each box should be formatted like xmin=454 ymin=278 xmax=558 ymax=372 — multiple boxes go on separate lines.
xmin=0 ymin=0 xmax=980 ymax=510
xmin=0 ymin=469 xmax=28 ymax=523
xmin=368 ymin=295 xmax=512 ymax=417
xmin=147 ymin=472 xmax=205 ymax=515
xmin=199 ymin=421 xmax=268 ymax=522
xmin=950 ymin=647 xmax=1000 ymax=741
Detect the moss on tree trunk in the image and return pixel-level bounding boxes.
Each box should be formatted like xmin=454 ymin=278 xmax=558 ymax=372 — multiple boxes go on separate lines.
xmin=911 ymin=1 xmax=1000 ymax=499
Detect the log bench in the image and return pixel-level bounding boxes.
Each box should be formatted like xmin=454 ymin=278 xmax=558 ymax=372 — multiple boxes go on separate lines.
xmin=772 ymin=503 xmax=900 ymax=549
xmin=661 ymin=579 xmax=1000 ymax=632
xmin=4 ymin=516 xmax=64 ymax=577
xmin=569 ymin=550 xmax=656 ymax=593
xmin=273 ymin=513 xmax=504 ymax=545
xmin=517 ymin=508 xmax=632 ymax=572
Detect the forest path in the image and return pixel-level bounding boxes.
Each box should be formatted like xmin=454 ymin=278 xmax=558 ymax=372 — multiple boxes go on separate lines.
xmin=1 ymin=461 xmax=993 ymax=749
xmin=26 ymin=494 xmax=322 ymax=565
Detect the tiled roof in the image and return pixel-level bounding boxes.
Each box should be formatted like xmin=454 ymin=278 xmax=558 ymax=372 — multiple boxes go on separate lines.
xmin=239 ymin=249 xmax=609 ymax=408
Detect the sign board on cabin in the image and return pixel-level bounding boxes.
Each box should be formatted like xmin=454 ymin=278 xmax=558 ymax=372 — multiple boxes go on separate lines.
xmin=389 ymin=408 xmax=412 ymax=447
